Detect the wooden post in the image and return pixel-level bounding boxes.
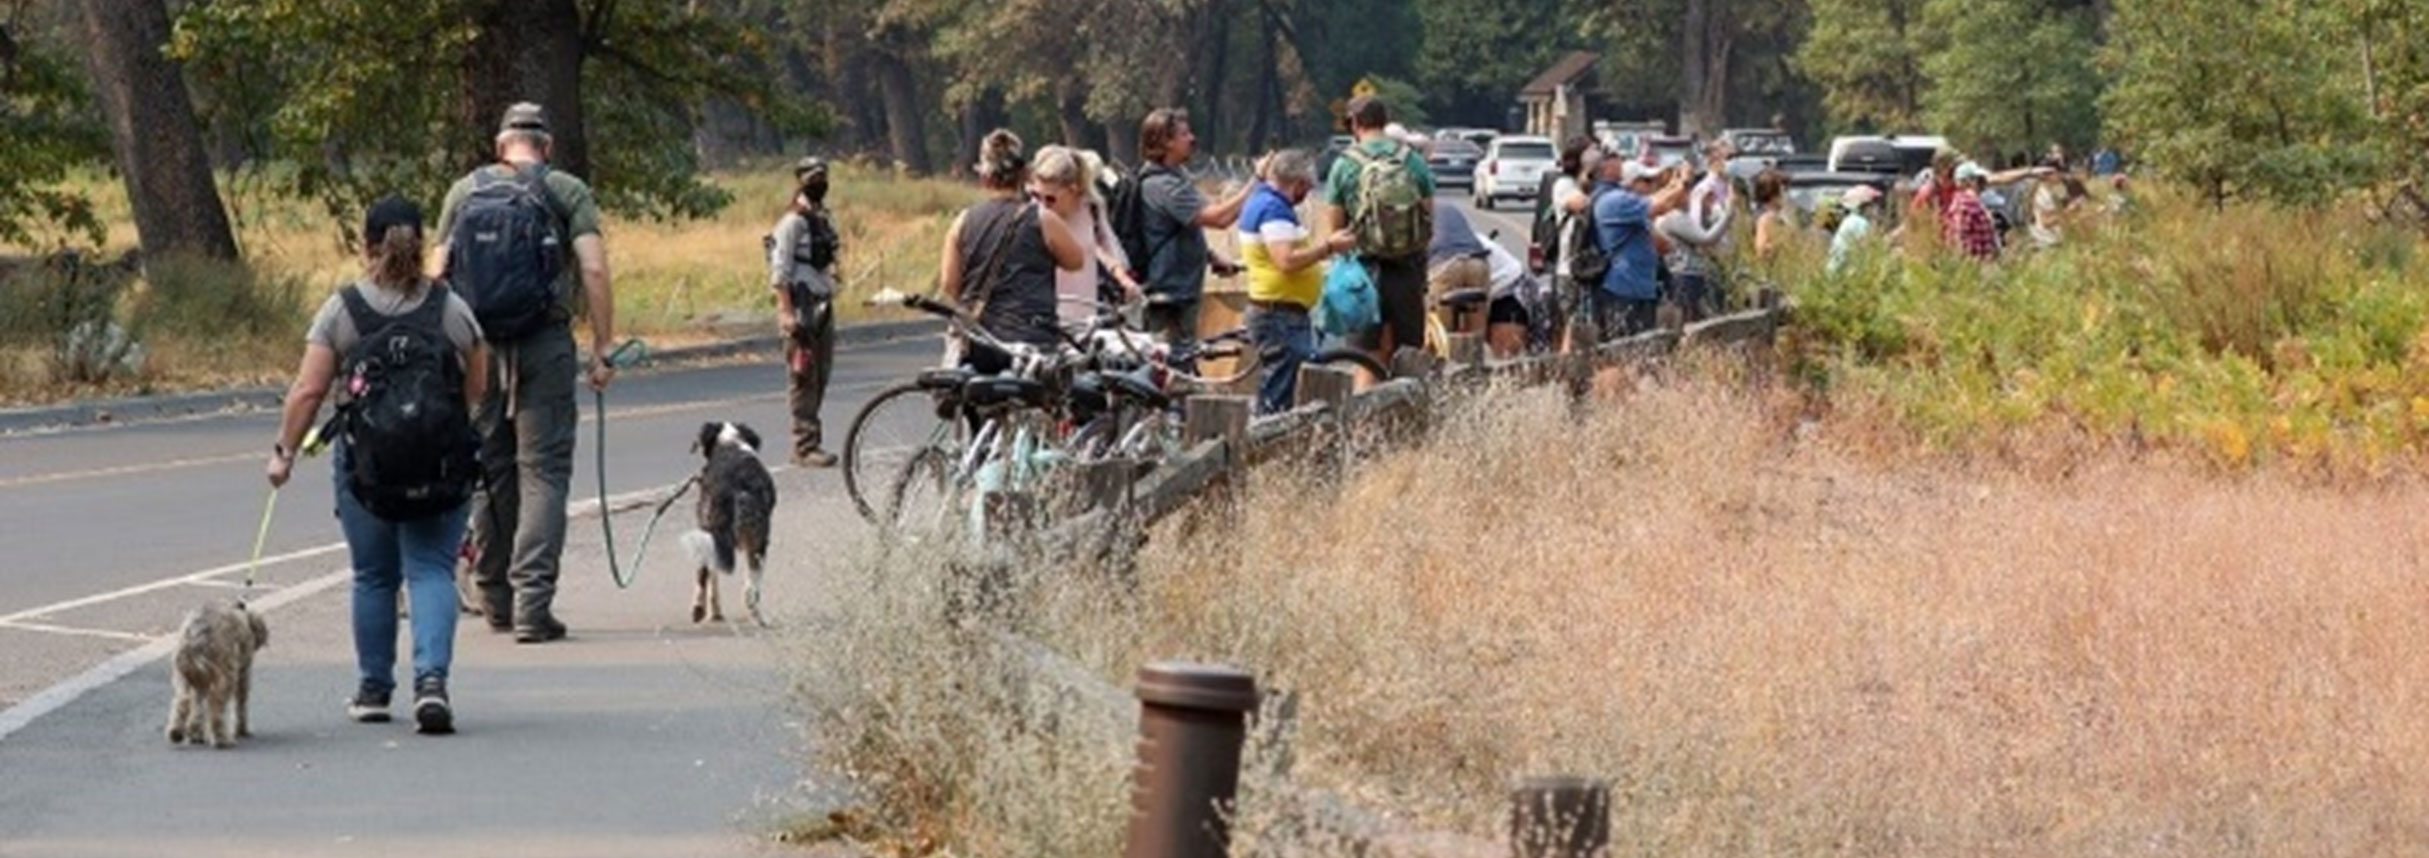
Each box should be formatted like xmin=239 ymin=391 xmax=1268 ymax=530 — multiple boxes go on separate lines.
xmin=1510 ymin=776 xmax=1610 ymax=858
xmin=1295 ymin=364 xmax=1356 ymax=411
xmin=1390 ymin=345 xmax=1437 ymax=380
xmin=1656 ymin=300 xmax=1686 ymax=334
xmin=1183 ymin=395 xmax=1253 ymax=449
xmin=1081 ymin=456 xmax=1136 ymax=512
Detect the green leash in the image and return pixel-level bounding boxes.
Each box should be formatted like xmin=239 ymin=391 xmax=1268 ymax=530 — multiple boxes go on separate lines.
xmin=593 ymin=338 xmax=653 ymax=589
xmin=242 ymin=487 xmax=278 ymax=601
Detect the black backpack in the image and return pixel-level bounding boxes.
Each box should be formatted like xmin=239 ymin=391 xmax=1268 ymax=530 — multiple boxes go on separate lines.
xmin=445 ymin=166 xmax=565 ymax=341
xmin=1566 ymin=188 xmax=1612 ymax=285
xmin=1106 ymin=163 xmax=1169 ymax=278
xmin=334 ymin=285 xmax=479 ymax=522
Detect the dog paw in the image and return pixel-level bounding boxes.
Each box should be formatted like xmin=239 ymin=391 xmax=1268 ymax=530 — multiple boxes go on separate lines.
xmin=166 ymin=727 xmax=184 ymax=744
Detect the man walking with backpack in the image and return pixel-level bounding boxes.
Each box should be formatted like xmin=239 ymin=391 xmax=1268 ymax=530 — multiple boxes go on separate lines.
xmin=1323 ymin=96 xmax=1435 ymax=375
xmin=1116 ymin=109 xmax=1253 ymax=368
xmin=433 ymin=102 xmax=615 ymax=644
xmin=767 ymin=156 xmax=840 ymax=468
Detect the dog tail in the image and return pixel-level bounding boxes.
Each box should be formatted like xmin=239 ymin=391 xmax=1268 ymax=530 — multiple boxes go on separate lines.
xmin=682 ymin=529 xmax=735 ymax=574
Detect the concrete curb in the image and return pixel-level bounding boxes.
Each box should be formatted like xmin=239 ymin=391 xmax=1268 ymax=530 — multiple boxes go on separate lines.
xmin=0 ymin=317 xmax=943 ymax=436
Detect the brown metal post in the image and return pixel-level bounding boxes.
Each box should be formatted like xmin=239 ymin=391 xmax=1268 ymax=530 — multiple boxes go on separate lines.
xmin=1124 ymin=662 xmax=1260 ymax=858
xmin=1509 ymin=775 xmax=1610 ymax=858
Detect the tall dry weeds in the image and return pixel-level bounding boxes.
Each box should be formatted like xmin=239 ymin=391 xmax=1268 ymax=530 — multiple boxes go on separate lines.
xmin=803 ymin=375 xmax=2429 ymax=857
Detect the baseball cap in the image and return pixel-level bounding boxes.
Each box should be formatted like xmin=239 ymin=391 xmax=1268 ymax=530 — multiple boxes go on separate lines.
xmin=1841 ymin=185 xmax=1882 ymax=208
xmin=793 ymin=156 xmax=829 ymax=180
xmin=1954 ymin=160 xmax=1989 ymax=184
xmin=499 ymin=102 xmax=550 ymax=135
xmin=363 ymin=194 xmax=422 ymax=240
xmin=1622 ymin=160 xmax=1661 ymax=184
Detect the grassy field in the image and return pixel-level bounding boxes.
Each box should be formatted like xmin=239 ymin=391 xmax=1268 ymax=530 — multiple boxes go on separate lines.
xmin=1781 ymin=185 xmax=2429 ymax=473
xmin=0 ymin=162 xmax=977 ymax=404
xmin=802 ymin=381 xmax=2429 ymax=857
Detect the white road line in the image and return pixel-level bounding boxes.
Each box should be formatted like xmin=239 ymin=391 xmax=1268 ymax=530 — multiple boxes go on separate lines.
xmin=0 ymin=451 xmax=258 ymax=489
xmin=0 ymin=543 xmax=349 ymax=627
xmin=0 ymin=472 xmax=708 ymax=744
xmin=0 ymin=621 xmax=157 ymax=643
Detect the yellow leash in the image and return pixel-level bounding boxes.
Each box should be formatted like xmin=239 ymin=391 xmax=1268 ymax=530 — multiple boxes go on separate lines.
xmin=244 ymin=487 xmax=278 ymax=595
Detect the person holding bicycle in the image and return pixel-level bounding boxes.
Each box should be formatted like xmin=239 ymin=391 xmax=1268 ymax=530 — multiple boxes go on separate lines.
xmin=939 ymin=129 xmax=1086 ymax=371
xmin=767 ymin=156 xmax=841 ymax=468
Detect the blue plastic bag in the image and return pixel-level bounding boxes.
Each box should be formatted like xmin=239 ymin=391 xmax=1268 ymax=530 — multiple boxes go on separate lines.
xmin=1315 ymin=254 xmax=1379 ymax=337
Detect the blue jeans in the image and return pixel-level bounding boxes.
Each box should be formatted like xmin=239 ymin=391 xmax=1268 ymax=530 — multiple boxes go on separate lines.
xmin=334 ymin=448 xmax=469 ymax=692
xmin=1248 ymin=305 xmax=1315 ymax=415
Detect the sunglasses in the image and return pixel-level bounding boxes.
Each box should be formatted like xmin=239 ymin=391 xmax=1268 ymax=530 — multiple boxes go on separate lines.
xmin=1027 ymin=189 xmax=1061 ymax=207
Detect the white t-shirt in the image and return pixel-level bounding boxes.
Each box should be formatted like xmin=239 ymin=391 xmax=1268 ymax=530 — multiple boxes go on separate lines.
xmin=1056 ymin=204 xmax=1111 ymax=332
xmin=1551 ymin=175 xmax=1583 ymax=278
xmin=1485 ymin=239 xmax=1527 ymax=299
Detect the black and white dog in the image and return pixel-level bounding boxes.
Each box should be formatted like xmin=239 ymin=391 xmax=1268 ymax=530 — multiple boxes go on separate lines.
xmin=681 ymin=422 xmax=778 ymax=624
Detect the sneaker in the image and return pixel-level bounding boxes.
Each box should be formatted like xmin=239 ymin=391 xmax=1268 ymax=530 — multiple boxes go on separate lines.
xmin=347 ymin=682 xmax=392 ymax=723
xmin=793 ymin=449 xmax=838 ymax=468
xmin=412 ymin=676 xmax=454 ymax=735
xmin=513 ymin=615 xmax=568 ymax=644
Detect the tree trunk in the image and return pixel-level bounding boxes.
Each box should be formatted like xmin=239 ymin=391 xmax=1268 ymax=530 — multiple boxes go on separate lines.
xmin=1058 ymin=83 xmax=1094 ymax=148
xmin=77 ymin=0 xmax=239 ymax=261
xmin=1679 ymin=0 xmax=1733 ymax=137
xmin=459 ymin=0 xmax=587 ymax=178
xmin=870 ymin=45 xmax=933 ymax=174
xmin=1107 ymin=121 xmax=1140 ymax=167
xmin=1249 ymin=13 xmax=1279 ymax=151
xmin=1199 ymin=2 xmax=1234 ymax=150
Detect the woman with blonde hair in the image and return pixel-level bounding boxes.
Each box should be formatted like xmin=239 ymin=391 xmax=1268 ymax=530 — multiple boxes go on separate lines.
xmin=267 ymin=195 xmax=488 ymax=734
xmin=940 ymin=130 xmax=1086 ymax=367
xmin=1030 ymin=145 xmax=1141 ymax=334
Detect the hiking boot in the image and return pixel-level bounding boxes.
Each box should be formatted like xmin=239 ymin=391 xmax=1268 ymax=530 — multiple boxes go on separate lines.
xmin=793 ymin=449 xmax=838 ymax=468
xmin=513 ymin=615 xmax=567 ymax=644
xmin=346 ymin=682 xmax=392 ymax=723
xmin=412 ymin=676 xmax=454 ymax=735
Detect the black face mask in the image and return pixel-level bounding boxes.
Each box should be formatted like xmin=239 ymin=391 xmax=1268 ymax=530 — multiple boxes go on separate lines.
xmin=800 ymin=177 xmax=829 ymax=205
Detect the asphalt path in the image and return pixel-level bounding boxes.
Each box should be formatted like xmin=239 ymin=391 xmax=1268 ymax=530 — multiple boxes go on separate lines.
xmin=0 ymin=192 xmax=1524 ymax=854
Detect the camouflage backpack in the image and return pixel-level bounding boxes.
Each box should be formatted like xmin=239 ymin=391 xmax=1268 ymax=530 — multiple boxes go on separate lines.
xmin=1345 ymin=142 xmax=1431 ymax=259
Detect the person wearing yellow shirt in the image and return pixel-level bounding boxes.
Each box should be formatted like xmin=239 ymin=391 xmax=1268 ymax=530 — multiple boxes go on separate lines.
xmin=1240 ymin=148 xmax=1354 ymax=414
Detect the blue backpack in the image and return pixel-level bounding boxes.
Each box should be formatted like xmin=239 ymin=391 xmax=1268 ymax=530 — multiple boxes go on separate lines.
xmin=445 ymin=166 xmax=565 ymax=341
xmin=1315 ymin=254 xmax=1379 ymax=337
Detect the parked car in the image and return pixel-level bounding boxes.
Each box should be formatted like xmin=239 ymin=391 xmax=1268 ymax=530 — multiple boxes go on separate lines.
xmin=1828 ymin=134 xmax=1948 ymax=177
xmin=1593 ymin=120 xmax=1666 ymax=157
xmin=1435 ymin=127 xmax=1499 ymax=149
xmin=1785 ymin=171 xmax=1901 ymax=231
xmin=1428 ymin=138 xmax=1484 ymax=190
xmin=1643 ymin=134 xmax=1700 ymax=169
xmin=1724 ymin=151 xmax=1828 ymax=193
xmin=1718 ymin=128 xmax=1797 ymax=156
xmin=1472 ymin=135 xmax=1557 ymax=210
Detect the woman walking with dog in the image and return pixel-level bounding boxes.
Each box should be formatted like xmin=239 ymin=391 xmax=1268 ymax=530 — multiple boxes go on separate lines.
xmin=268 ymin=195 xmax=489 ymax=735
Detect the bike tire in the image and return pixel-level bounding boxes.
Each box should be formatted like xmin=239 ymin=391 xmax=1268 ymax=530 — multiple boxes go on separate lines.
xmin=1305 ymin=346 xmax=1391 ymax=380
xmin=843 ymin=381 xmax=963 ymax=525
xmin=880 ymin=444 xmax=961 ymax=548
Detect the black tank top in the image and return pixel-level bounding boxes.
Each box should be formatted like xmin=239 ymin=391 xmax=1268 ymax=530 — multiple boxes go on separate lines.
xmin=956 ymin=197 xmax=1060 ymax=348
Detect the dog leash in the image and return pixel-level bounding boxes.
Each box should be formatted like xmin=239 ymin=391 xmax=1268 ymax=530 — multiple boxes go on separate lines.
xmin=616 ymin=476 xmax=698 ymax=589
xmin=241 ymin=487 xmax=278 ymax=605
xmin=592 ymin=338 xmax=650 ymax=589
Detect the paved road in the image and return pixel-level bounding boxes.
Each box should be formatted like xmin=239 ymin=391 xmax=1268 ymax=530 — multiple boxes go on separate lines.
xmin=0 ymin=193 xmax=1520 ymax=855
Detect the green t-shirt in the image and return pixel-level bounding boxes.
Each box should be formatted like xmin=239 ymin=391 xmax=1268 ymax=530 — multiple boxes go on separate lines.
xmin=434 ymin=163 xmax=603 ymax=320
xmin=1323 ymin=138 xmax=1436 ymax=211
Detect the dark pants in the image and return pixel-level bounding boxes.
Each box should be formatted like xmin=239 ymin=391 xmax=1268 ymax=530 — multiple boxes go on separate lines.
xmin=787 ymin=293 xmax=835 ymax=456
xmin=1351 ymin=254 xmax=1426 ymax=356
xmin=1670 ymin=272 xmax=1715 ymax=322
xmin=1144 ymin=296 xmax=1200 ymax=375
xmin=1597 ymin=292 xmax=1660 ymax=339
xmin=466 ymin=324 xmax=578 ymax=628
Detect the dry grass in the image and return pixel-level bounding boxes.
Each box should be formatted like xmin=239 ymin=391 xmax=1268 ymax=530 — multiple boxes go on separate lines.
xmin=803 ymin=374 xmax=2429 ymax=857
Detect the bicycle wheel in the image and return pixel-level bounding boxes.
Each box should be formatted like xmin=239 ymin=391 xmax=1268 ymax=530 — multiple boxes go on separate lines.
xmin=881 ymin=444 xmax=963 ymax=548
xmin=1305 ymin=346 xmax=1391 ymax=380
xmin=844 ymin=381 xmax=965 ymax=524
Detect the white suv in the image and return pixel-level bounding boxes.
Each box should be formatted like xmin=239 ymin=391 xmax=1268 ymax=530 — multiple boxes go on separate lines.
xmin=1472 ymin=136 xmax=1558 ymax=210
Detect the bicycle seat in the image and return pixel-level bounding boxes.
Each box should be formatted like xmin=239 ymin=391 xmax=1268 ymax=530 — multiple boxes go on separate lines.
xmin=916 ymin=367 xmax=975 ymax=391
xmin=1107 ymin=370 xmax=1171 ymax=411
xmin=960 ymin=375 xmax=1054 ymax=410
xmin=1437 ymin=287 xmax=1492 ymax=311
xmin=1068 ymin=373 xmax=1113 ymax=421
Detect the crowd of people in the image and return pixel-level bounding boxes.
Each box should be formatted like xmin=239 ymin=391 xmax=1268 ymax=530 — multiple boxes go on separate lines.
xmin=254 ymin=96 xmax=2144 ymax=737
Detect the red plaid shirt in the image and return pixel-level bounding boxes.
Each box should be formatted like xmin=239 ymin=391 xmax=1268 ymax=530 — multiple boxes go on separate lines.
xmin=1943 ymin=189 xmax=2000 ymax=259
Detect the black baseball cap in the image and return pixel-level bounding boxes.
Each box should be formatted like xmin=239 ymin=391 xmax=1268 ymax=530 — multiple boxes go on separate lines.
xmin=363 ymin=194 xmax=422 ymax=240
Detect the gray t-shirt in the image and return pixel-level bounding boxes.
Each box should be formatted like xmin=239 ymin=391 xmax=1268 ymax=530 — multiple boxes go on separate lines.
xmin=307 ymin=280 xmax=484 ymax=363
xmin=1139 ymin=165 xmax=1209 ymax=301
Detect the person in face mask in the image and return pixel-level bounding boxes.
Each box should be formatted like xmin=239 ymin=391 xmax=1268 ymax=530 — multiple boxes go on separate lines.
xmin=767 ymin=156 xmax=843 ymax=467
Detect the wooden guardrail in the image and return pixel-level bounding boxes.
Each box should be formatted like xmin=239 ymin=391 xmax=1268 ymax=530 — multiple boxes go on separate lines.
xmin=991 ymin=298 xmax=1789 ymax=857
